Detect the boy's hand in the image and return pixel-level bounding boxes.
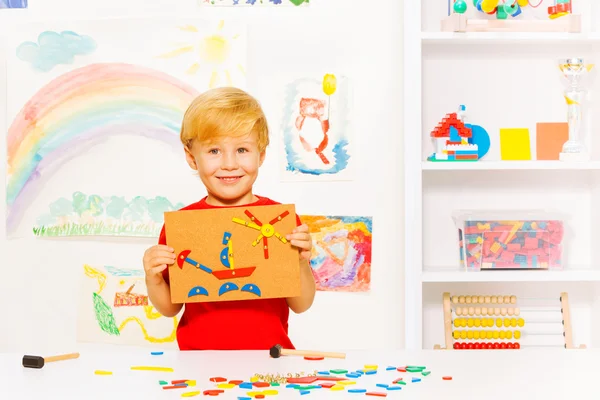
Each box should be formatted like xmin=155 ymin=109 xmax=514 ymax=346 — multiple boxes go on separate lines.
xmin=143 ymin=245 xmax=176 ymax=286
xmin=286 ymin=224 xmax=312 ymax=261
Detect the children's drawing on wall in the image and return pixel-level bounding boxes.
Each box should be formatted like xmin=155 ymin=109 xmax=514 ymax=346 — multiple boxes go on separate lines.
xmin=157 ymin=20 xmax=246 ymax=89
xmin=199 ymin=0 xmax=309 ymax=6
xmin=33 ymin=192 xmax=185 ymax=237
xmin=77 ymin=265 xmax=180 ymax=347
xmin=302 ymin=215 xmax=372 ymax=292
xmin=5 ymin=18 xmax=247 ymax=238
xmin=281 ymin=74 xmax=354 ymax=181
xmin=0 ymin=0 xmax=27 ymax=9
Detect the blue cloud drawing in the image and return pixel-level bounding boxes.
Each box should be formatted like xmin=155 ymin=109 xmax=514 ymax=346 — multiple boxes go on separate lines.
xmin=16 ymin=31 xmax=97 ymax=72
xmin=0 ymin=0 xmax=28 ymax=9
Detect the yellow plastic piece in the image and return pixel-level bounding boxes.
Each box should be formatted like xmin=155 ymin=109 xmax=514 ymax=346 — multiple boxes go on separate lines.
xmin=330 ymin=385 xmax=345 ymax=391
xmin=130 ymin=366 xmax=174 ymax=372
xmin=250 ymin=377 xmax=259 ymax=382
xmin=517 ymin=0 xmax=528 ymax=6
xmin=496 ymin=319 xmax=502 ymax=328
xmin=181 ymin=391 xmax=201 ymax=398
xmin=453 ymin=330 xmax=460 ymax=339
xmin=499 ymin=331 xmax=506 ymax=339
xmin=473 ymin=331 xmax=480 ymax=340
xmin=481 ymin=0 xmax=498 ymax=13
xmin=467 ymin=319 xmax=474 ymax=328
xmin=94 ymin=370 xmax=113 ymax=375
xmin=263 ymin=390 xmax=279 ymax=395
xmin=486 ymin=331 xmax=493 ymax=339
xmin=517 ymin=318 xmax=525 ymax=327
xmin=515 ymin=330 xmax=521 ymax=339
xmin=217 ymin=383 xmax=236 ymax=389
xmin=338 ymin=381 xmax=356 ymax=386
xmin=467 ymin=331 xmax=473 ymax=340
xmin=247 ymin=391 xmax=262 ymax=396
xmin=506 ymin=331 xmax=513 ymax=339
xmin=364 ymin=364 xmax=377 ymax=369
xmin=493 ymin=331 xmax=499 ymax=339
xmin=453 ymin=319 xmax=460 ymax=328
xmin=460 ymin=331 xmax=467 ymax=339
xmin=504 ymin=318 xmax=510 ymax=327
xmin=474 ymin=318 xmax=481 ymax=327
xmin=185 ymin=380 xmax=196 ymax=387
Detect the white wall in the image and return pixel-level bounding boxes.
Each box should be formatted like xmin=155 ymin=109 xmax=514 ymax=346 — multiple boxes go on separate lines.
xmin=0 ymin=0 xmax=404 ymax=353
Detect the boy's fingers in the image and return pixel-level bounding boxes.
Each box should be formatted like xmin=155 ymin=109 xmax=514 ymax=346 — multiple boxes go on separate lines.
xmin=150 ymin=265 xmax=167 ymax=276
xmin=148 ymin=257 xmax=176 ymax=268
xmin=156 ymin=245 xmax=174 ymax=252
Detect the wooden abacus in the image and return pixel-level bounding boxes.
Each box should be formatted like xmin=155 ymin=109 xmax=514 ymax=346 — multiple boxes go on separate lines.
xmin=434 ymin=292 xmax=586 ymax=350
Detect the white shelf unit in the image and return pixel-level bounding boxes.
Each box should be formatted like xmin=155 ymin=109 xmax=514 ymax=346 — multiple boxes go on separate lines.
xmin=404 ymin=0 xmax=600 ymax=351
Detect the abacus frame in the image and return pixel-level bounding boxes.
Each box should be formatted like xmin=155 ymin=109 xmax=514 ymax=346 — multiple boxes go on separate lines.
xmin=434 ymin=291 xmax=587 ymax=350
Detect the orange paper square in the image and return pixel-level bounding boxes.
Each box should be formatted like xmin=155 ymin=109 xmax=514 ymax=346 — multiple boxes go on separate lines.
xmin=536 ymin=122 xmax=568 ymax=160
xmin=164 ymin=204 xmax=301 ymax=304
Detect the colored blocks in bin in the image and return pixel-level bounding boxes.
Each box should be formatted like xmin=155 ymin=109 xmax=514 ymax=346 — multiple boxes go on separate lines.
xmin=455 ymin=217 xmax=564 ymax=271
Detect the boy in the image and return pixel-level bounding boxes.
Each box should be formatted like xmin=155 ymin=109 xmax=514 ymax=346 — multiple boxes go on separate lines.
xmin=142 ymin=87 xmax=316 ymax=351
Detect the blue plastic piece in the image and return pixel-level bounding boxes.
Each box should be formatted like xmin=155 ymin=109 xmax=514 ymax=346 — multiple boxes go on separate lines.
xmin=412 ymin=378 xmax=421 ymax=383
xmin=466 ymin=123 xmax=491 ymax=159
xmin=220 ymin=246 xmax=231 ymax=268
xmin=222 ymin=231 xmax=231 ymax=245
xmin=238 ymin=397 xmax=252 ymax=400
xmin=386 ymin=366 xmax=396 ymax=371
xmin=239 ymin=383 xmax=253 ymax=389
xmin=185 ymin=257 xmax=213 ymax=274
xmin=346 ymin=373 xmax=361 ymax=378
xmin=317 ymin=371 xmax=330 ymax=375
xmin=348 ymin=388 xmax=367 ymax=393
xmin=286 ymin=384 xmax=299 ymax=388
xmin=387 ymin=386 xmax=402 ymax=391
xmin=365 ymin=370 xmax=377 ymax=375
xmin=187 ymin=286 xmax=208 ymax=297
xmin=376 ymin=383 xmax=389 ymax=388
xmin=218 ymin=282 xmax=239 ymax=296
xmin=150 ymin=351 xmax=163 ymax=355
xmin=299 ymin=390 xmax=310 ymax=395
xmin=511 ymin=3 xmax=522 ymax=16
xmin=241 ymin=283 xmax=261 ymax=297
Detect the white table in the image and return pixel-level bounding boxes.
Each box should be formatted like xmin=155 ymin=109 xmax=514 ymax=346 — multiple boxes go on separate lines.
xmin=0 ymin=344 xmax=596 ymax=399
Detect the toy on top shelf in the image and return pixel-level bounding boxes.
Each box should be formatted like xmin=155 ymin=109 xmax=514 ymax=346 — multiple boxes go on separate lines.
xmin=443 ymin=0 xmax=581 ymax=33
xmin=434 ymin=292 xmax=586 ymax=350
xmin=427 ymin=105 xmax=490 ymax=162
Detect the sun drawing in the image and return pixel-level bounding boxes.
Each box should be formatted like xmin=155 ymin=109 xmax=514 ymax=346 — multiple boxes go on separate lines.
xmin=157 ymin=20 xmax=245 ymax=89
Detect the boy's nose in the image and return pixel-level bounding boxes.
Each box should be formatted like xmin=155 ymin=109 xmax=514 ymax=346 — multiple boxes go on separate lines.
xmin=221 ymin=153 xmax=239 ymax=170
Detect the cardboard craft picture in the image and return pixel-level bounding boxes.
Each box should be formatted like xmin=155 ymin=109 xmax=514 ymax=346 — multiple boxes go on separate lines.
xmin=164 ymin=204 xmax=300 ymax=303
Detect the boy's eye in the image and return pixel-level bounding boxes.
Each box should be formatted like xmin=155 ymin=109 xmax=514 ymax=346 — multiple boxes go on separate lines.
xmin=237 ymin=148 xmax=248 ymax=153
xmin=209 ymin=148 xmax=219 ymax=154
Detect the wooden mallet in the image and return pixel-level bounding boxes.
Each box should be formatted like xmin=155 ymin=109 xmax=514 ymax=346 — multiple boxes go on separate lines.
xmin=22 ymin=352 xmax=80 ymax=369
xmin=269 ymin=344 xmax=346 ymax=359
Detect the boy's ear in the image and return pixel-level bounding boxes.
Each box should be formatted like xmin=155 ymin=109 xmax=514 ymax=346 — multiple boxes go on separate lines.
xmin=184 ymin=145 xmax=198 ymax=170
xmin=259 ymin=150 xmax=266 ymax=167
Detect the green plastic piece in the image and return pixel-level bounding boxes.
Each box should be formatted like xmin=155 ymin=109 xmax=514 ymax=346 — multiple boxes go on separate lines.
xmin=295 ymin=385 xmax=320 ymax=390
xmin=330 ymin=369 xmax=348 ymax=374
xmin=496 ymin=5 xmax=508 ymax=19
xmin=422 ymin=371 xmax=431 ymax=376
xmin=397 ymin=381 xmax=406 ymax=385
xmin=270 ymin=382 xmax=280 ymax=386
xmin=159 ymin=380 xmax=168 ymax=385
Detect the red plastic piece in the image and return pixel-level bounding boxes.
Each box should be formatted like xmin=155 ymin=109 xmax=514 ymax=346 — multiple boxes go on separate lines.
xmin=392 ymin=378 xmax=403 ymax=384
xmin=229 ymin=380 xmax=243 ymax=385
xmin=203 ymin=389 xmax=224 ymax=396
xmin=430 ymin=112 xmax=472 ymax=139
xmin=366 ymin=392 xmax=387 ymax=397
xmin=162 ymin=385 xmax=187 ymax=390
xmin=316 ymin=376 xmax=348 ymax=382
xmin=211 ymin=266 xmax=256 ymax=280
xmin=177 ymin=250 xmax=192 ymax=268
xmin=252 ymin=382 xmax=270 ymax=388
xmin=514 ymin=342 xmax=520 ymax=349
xmin=255 ymin=395 xmax=265 ymax=399
xmin=442 ymin=376 xmax=453 ymax=381
xmin=171 ymin=379 xmax=189 ymax=384
xmin=397 ymin=367 xmax=406 ymax=372
xmin=209 ymin=377 xmax=227 ymax=383
xmin=286 ymin=376 xmax=318 ymax=384
xmin=319 ymin=382 xmax=336 ymax=388
xmin=304 ymin=356 xmax=324 ymax=361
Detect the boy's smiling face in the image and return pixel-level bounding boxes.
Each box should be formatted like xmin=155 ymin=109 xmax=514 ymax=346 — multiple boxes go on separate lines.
xmin=185 ymin=131 xmax=265 ymax=207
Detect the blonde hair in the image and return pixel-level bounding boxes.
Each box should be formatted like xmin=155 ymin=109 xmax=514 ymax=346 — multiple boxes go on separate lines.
xmin=180 ymin=87 xmax=269 ymax=151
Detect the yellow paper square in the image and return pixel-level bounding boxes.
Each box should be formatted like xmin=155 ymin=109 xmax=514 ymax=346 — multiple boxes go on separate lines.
xmin=500 ymin=128 xmax=531 ymax=160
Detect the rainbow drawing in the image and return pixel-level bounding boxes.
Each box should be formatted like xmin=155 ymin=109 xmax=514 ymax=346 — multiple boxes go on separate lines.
xmin=6 ymin=62 xmax=200 ymax=233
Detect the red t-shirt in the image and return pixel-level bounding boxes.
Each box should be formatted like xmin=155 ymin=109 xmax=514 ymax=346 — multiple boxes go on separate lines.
xmin=159 ymin=195 xmax=300 ymax=351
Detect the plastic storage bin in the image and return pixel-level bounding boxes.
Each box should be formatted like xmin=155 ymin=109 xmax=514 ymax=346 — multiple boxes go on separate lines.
xmin=453 ymin=210 xmax=565 ymax=271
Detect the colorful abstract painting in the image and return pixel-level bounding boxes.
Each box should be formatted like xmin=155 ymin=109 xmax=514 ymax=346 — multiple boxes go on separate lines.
xmin=33 ymin=192 xmax=185 ymax=237
xmin=301 ymin=215 xmax=372 ymax=292
xmin=200 ymin=0 xmax=309 ymax=6
xmin=77 ymin=265 xmax=181 ymax=347
xmin=281 ymin=74 xmax=354 ymax=181
xmin=5 ymin=18 xmax=246 ymax=238
xmin=0 ymin=0 xmax=27 ymax=9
